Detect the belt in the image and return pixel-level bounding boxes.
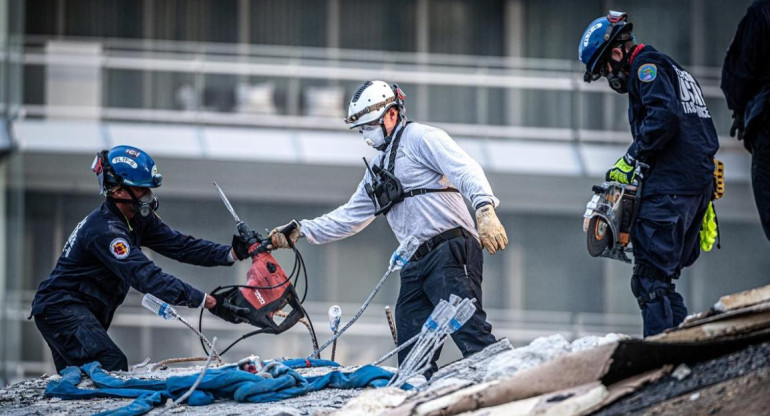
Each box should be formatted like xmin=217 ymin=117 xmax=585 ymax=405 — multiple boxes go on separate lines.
xmin=410 ymin=227 xmax=467 ymax=262
xmin=633 ymin=263 xmax=677 ymax=281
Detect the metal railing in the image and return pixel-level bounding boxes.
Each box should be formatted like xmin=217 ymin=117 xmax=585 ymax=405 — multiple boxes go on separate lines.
xmin=18 ymin=36 xmax=733 ymax=145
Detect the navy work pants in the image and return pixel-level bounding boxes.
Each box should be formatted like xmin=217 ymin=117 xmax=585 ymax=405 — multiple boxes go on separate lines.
xmin=630 ymin=185 xmax=711 ymax=337
xmin=395 ymin=231 xmax=496 ymax=378
xmin=630 ymin=274 xmax=688 ymax=337
xmin=751 ymin=127 xmax=770 ymax=242
xmin=34 ymin=303 xmax=127 ymax=373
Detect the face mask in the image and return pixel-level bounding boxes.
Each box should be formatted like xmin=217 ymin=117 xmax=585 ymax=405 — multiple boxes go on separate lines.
xmin=604 ymin=50 xmax=630 ymax=94
xmin=361 ymin=125 xmax=388 ymax=150
xmin=136 ymin=189 xmax=159 ymax=217
xmin=113 ymin=188 xmax=159 ymax=217
xmin=607 ymin=71 xmax=628 ymax=94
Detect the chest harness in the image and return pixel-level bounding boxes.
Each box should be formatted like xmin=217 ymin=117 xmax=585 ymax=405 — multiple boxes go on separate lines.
xmin=363 ymin=121 xmax=459 ymax=216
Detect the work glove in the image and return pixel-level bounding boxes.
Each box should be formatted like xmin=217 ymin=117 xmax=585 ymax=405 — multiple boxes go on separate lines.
xmin=606 ymin=154 xmax=636 ymax=184
xmin=475 ymin=204 xmax=508 ymax=255
xmin=231 ymin=234 xmax=251 ymax=261
xmin=699 ymin=201 xmax=718 ymax=252
xmin=208 ymin=288 xmax=250 ymax=324
xmin=729 ymin=112 xmax=751 ymax=153
xmin=268 ymin=220 xmax=301 ymax=249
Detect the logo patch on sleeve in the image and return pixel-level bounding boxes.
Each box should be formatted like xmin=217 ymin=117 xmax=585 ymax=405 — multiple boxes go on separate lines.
xmin=110 ymin=238 xmax=130 ymax=259
xmin=638 ymin=64 xmax=657 ymax=82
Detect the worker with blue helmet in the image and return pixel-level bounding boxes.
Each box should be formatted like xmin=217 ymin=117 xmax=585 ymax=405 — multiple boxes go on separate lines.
xmin=31 ymin=145 xmax=251 ymax=372
xmin=579 ymin=12 xmax=720 ymax=337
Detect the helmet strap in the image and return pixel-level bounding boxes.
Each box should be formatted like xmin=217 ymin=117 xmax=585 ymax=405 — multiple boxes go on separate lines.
xmin=375 ymin=123 xmax=390 ymax=151
xmin=374 ymin=107 xmax=404 ymax=151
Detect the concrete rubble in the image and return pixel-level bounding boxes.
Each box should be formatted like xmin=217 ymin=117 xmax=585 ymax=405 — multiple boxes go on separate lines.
xmin=1 ymin=284 xmax=769 ymax=415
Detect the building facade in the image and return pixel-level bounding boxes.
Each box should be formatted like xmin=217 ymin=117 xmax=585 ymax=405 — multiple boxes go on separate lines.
xmin=1 ymin=0 xmax=766 ymax=384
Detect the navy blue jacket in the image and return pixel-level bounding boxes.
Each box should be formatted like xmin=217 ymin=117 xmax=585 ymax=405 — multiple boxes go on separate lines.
xmin=721 ymin=0 xmax=770 ymax=136
xmin=31 ymin=199 xmax=232 ymax=328
xmin=625 ymin=45 xmax=719 ymax=196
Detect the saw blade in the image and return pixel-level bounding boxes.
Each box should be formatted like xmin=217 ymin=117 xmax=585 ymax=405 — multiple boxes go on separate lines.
xmin=213 ymin=181 xmax=241 ymax=224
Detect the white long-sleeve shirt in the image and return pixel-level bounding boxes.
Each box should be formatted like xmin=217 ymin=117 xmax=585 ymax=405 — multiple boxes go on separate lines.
xmin=300 ymin=122 xmax=499 ymax=246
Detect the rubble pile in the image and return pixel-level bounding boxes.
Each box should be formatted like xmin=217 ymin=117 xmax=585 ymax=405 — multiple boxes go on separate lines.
xmin=1 ymin=284 xmax=769 ymax=415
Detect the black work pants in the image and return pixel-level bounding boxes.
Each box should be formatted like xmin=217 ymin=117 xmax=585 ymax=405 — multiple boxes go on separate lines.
xmin=751 ymin=127 xmax=770 ymax=242
xmin=34 ymin=303 xmax=127 ymax=373
xmin=630 ymin=185 xmax=711 ymax=337
xmin=395 ymin=232 xmax=496 ymax=378
xmin=630 ymin=274 xmax=688 ymax=337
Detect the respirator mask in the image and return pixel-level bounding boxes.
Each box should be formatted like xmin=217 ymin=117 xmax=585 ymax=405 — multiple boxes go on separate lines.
xmin=605 ymin=58 xmax=629 ymax=94
xmin=361 ymin=124 xmax=389 ymax=150
xmin=133 ymin=189 xmax=159 ymax=217
xmin=112 ymin=188 xmax=159 ymax=218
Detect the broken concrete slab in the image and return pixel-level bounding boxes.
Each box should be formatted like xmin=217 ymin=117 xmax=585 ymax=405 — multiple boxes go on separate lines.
xmin=650 ymin=311 xmax=770 ymax=343
xmin=714 ymin=284 xmax=770 ymax=313
xmin=459 ymin=382 xmax=607 ymax=416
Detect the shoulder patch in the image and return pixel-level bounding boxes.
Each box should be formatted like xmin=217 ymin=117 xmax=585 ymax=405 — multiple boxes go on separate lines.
xmin=638 ymin=63 xmax=657 ymax=82
xmin=109 ymin=238 xmax=130 ymax=259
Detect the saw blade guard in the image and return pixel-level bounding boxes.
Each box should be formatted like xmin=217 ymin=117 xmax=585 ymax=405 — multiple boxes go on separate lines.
xmin=583 ymin=181 xmax=639 ymax=263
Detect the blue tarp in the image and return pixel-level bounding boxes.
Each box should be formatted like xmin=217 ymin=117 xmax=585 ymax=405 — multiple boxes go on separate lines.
xmin=45 ymin=359 xmax=406 ymax=416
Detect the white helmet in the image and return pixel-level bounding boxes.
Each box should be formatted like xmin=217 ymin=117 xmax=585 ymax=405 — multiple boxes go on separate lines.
xmin=345 ymin=80 xmax=405 ymax=129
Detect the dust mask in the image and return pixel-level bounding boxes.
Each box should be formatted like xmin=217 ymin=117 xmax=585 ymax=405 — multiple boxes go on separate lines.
xmin=362 ymin=125 xmax=388 ymax=150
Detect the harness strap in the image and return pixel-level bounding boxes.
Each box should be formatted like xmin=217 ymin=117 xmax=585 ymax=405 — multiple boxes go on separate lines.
xmin=371 ymin=121 xmax=459 ymax=210
xmin=379 ymin=121 xmax=413 ymax=172
xmin=635 ymin=287 xmax=675 ymax=309
xmin=403 ymin=187 xmax=460 ymax=198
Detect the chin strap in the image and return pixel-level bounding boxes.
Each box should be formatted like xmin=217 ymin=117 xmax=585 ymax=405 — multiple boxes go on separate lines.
xmin=375 ymin=117 xmax=407 ymax=152
xmin=374 ymin=123 xmax=391 ymax=151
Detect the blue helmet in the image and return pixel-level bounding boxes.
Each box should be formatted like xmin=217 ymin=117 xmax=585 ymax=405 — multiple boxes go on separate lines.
xmin=92 ymin=145 xmax=162 ymax=194
xmin=579 ymin=11 xmax=633 ymax=82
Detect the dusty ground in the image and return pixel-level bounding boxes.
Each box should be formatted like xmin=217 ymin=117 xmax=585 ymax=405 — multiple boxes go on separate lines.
xmin=5 ymin=335 xmax=763 ymax=416
xmin=592 ymin=340 xmax=770 ymax=416
xmin=0 ymin=366 xmax=365 ymax=416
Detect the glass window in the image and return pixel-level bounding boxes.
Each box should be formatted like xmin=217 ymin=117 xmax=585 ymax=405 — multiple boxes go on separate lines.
xmin=514 ymin=214 xmax=605 ymax=314
xmin=25 ymin=0 xmax=57 ymax=35
xmin=607 ymin=0 xmax=690 ymax=65
xmin=64 ymin=0 xmax=143 ymax=38
xmin=524 ymin=0 xmax=603 ymax=60
xmin=428 ymin=0 xmax=504 ymax=56
xmin=339 ymin=0 xmax=416 ymax=52
xmin=250 ymin=0 xmax=326 ymax=47
xmin=703 ymin=0 xmax=755 ymax=67
xmin=207 ymin=0 xmax=238 ymax=43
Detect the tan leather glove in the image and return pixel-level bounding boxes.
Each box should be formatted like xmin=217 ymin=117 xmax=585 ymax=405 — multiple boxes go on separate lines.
xmin=268 ymin=220 xmax=301 ymax=249
xmin=475 ymin=205 xmax=508 ymax=255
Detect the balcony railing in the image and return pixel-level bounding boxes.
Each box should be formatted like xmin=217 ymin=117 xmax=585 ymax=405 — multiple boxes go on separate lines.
xmin=19 ymin=35 xmax=734 ymax=146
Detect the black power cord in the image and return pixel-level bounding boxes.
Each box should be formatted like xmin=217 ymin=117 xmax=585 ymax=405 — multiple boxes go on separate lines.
xmin=198 ymin=245 xmax=317 ymax=357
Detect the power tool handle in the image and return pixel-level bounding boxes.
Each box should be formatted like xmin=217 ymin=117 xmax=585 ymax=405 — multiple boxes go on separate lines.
xmin=279 ymin=220 xmax=298 ymax=237
xmin=236 ymin=221 xmax=261 ymax=246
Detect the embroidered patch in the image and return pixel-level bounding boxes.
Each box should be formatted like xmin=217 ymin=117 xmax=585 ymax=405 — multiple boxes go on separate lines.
xmin=638 ymin=63 xmax=657 ymax=82
xmin=110 ymin=238 xmax=130 ymax=259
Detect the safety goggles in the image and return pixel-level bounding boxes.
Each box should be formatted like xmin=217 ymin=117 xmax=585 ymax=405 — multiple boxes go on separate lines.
xmin=345 ymin=96 xmax=396 ymax=125
xmin=358 ymin=118 xmax=383 ymax=132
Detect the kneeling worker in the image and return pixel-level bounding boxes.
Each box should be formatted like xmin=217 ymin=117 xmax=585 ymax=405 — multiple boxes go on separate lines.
xmin=30 ymin=145 xmax=251 ymax=372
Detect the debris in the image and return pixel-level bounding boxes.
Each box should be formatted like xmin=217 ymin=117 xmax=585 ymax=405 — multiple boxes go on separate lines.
xmin=714 ymin=284 xmax=770 ymax=312
xmin=5 ymin=282 xmax=770 ymax=416
xmin=332 ymin=387 xmax=410 ymax=416
xmin=672 ymin=363 xmax=692 ymax=381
